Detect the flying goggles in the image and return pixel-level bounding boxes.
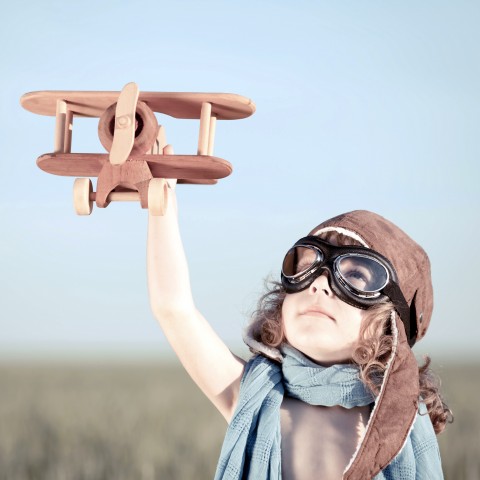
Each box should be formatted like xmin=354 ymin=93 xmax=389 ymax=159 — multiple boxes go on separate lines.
xmin=281 ymin=236 xmax=414 ymax=341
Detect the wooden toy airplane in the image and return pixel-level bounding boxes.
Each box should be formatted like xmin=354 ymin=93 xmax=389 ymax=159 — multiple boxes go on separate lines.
xmin=21 ymin=82 xmax=256 ymax=215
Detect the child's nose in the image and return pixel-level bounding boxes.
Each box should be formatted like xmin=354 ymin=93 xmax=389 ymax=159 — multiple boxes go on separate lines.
xmin=309 ymin=270 xmax=333 ymax=297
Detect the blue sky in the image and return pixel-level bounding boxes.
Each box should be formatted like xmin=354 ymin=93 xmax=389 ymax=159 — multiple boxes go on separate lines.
xmin=1 ymin=0 xmax=479 ymax=361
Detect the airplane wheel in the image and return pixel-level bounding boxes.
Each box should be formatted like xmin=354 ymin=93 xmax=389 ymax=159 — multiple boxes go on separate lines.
xmin=148 ymin=178 xmax=168 ymax=216
xmin=73 ymin=178 xmax=93 ymax=215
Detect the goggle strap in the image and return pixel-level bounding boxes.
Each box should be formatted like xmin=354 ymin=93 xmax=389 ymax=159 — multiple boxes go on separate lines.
xmin=382 ymin=283 xmax=414 ymax=344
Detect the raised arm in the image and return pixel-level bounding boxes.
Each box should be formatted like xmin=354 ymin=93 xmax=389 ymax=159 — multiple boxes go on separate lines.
xmin=147 ymin=147 xmax=245 ymax=421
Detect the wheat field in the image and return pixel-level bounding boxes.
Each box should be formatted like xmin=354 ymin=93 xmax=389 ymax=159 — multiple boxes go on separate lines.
xmin=0 ymin=360 xmax=477 ymax=480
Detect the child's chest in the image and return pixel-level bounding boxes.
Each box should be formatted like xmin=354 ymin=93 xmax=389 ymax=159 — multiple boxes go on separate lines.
xmin=280 ymin=397 xmax=371 ymax=480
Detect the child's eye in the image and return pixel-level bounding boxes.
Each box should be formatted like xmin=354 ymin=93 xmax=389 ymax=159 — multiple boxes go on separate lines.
xmin=343 ymin=268 xmax=372 ymax=290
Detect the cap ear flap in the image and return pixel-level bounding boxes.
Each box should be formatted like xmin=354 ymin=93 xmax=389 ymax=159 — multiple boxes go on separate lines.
xmin=343 ymin=311 xmax=419 ymax=479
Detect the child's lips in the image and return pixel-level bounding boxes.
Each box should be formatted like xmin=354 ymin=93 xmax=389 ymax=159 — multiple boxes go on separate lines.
xmin=301 ymin=306 xmax=335 ymax=321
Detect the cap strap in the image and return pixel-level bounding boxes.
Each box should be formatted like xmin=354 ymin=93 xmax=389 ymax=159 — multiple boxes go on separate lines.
xmin=382 ymin=283 xmax=415 ymax=346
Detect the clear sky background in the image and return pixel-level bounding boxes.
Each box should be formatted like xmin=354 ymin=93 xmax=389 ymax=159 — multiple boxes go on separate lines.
xmin=1 ymin=0 xmax=478 ymax=362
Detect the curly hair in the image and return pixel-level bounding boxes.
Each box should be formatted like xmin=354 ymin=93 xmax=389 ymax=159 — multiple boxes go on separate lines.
xmin=248 ymin=279 xmax=453 ymax=435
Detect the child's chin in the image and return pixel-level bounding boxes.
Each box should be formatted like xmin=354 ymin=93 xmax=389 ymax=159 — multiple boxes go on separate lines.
xmin=295 ymin=345 xmax=352 ymax=366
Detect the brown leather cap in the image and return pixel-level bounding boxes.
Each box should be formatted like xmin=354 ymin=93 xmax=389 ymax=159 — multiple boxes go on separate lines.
xmin=309 ymin=210 xmax=433 ymax=478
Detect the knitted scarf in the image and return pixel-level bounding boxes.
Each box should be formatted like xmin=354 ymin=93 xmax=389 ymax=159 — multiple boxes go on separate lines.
xmin=214 ymin=345 xmax=442 ymax=480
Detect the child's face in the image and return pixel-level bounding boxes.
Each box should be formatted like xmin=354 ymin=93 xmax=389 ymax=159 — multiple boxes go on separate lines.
xmin=281 ymin=271 xmax=365 ymax=366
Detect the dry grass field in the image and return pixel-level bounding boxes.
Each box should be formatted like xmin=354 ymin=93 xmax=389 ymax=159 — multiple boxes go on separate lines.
xmin=0 ymin=360 xmax=478 ymax=480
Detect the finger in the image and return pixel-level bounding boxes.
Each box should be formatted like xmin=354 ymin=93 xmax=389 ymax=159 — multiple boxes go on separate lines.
xmin=163 ymin=144 xmax=177 ymax=190
xmin=161 ymin=144 xmax=177 ymax=189
xmin=163 ymin=144 xmax=174 ymax=155
xmin=167 ymin=178 xmax=178 ymax=189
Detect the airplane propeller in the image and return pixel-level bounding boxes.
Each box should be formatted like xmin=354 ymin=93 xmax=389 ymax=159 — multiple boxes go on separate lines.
xmin=109 ymin=82 xmax=139 ymax=165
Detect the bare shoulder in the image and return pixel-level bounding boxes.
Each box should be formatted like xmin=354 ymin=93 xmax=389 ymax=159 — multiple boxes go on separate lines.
xmin=280 ymin=397 xmax=370 ymax=480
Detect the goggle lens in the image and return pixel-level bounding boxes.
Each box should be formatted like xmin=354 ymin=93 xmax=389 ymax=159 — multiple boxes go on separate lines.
xmin=282 ymin=246 xmax=323 ymax=278
xmin=335 ymin=254 xmax=389 ymax=294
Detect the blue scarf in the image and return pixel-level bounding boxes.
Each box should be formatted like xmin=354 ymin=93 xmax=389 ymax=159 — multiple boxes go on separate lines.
xmin=214 ymin=345 xmax=443 ymax=479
